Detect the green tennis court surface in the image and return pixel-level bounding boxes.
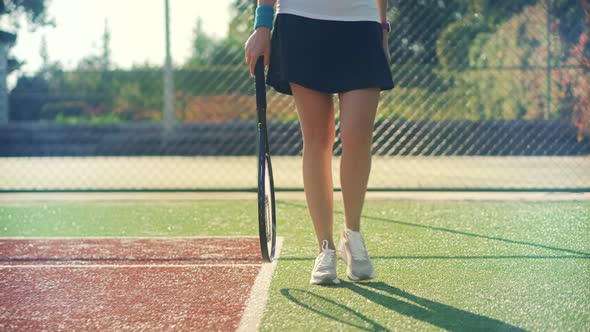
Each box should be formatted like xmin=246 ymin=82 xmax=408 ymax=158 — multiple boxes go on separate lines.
xmin=1 ymin=198 xmax=589 ymax=331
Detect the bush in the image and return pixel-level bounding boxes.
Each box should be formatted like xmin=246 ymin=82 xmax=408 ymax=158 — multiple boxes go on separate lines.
xmin=455 ymin=2 xmax=571 ymax=121
xmin=377 ymin=87 xmax=482 ymax=121
xmin=9 ymin=76 xmax=50 ymax=121
xmin=436 ymin=14 xmax=488 ymax=72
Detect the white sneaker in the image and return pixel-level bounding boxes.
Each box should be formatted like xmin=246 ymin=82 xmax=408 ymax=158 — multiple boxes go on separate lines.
xmin=339 ymin=228 xmax=376 ymax=281
xmin=310 ymin=240 xmax=340 ymax=285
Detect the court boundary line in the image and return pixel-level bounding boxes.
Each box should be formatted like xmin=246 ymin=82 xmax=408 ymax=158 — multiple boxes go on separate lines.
xmin=0 ymin=264 xmax=261 ymax=268
xmin=1 ymin=191 xmax=589 ymax=204
xmin=0 ymin=237 xmax=265 ymax=268
xmin=0 ymin=236 xmax=264 ymax=267
xmin=0 ymin=236 xmax=258 ymax=240
xmin=237 ymin=237 xmax=284 ymax=332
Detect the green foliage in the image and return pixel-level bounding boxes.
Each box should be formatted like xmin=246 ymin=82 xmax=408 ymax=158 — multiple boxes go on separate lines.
xmin=391 ymin=63 xmax=447 ymax=89
xmin=457 ymin=2 xmax=571 ymax=121
xmin=389 ymin=0 xmax=468 ymax=64
xmin=12 ymin=0 xmax=587 ymax=126
xmin=437 ymin=14 xmax=487 ymax=71
xmin=8 ymin=75 xmax=49 ymax=121
xmin=552 ymin=0 xmax=587 ymax=45
xmin=434 ymin=0 xmax=588 ymax=124
xmin=1 ymin=0 xmax=51 ymax=73
xmin=436 ymin=0 xmax=536 ymax=71
xmin=12 ymin=64 xmax=257 ymax=122
xmin=0 ymin=0 xmax=50 ymax=30
xmin=113 ymin=70 xmax=162 ymax=121
xmin=52 ymin=112 xmax=121 ymax=125
xmin=187 ymin=17 xmax=216 ymax=66
xmin=186 ymin=13 xmax=245 ymax=67
xmin=76 ymin=20 xmax=112 ymax=71
xmin=377 ymin=87 xmax=482 ymax=121
xmin=227 ymin=0 xmax=253 ymax=50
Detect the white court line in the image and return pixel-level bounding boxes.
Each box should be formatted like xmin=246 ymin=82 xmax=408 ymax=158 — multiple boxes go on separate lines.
xmin=0 ymin=264 xmax=261 ymax=269
xmin=0 ymin=236 xmax=265 ymax=269
xmin=237 ymin=237 xmax=284 ymax=332
xmin=0 ymin=236 xmax=258 ymax=240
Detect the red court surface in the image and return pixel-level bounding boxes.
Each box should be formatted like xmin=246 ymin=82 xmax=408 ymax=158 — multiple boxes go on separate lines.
xmin=0 ymin=237 xmax=265 ymax=331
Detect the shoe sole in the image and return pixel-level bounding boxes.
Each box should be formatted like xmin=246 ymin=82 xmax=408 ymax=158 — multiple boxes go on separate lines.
xmin=310 ymin=277 xmax=340 ymax=285
xmin=346 ymin=271 xmax=377 ymax=281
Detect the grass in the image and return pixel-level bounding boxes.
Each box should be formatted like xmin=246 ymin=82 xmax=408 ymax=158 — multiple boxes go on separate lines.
xmin=0 ymin=199 xmax=589 ymax=331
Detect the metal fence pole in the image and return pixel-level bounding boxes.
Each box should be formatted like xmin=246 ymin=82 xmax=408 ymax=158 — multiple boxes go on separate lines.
xmin=163 ymin=0 xmax=175 ymax=131
xmin=546 ymin=0 xmax=552 ymax=120
xmin=0 ymin=44 xmax=8 ymax=123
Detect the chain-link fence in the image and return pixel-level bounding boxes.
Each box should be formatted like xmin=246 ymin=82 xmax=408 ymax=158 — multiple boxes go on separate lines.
xmin=1 ymin=0 xmax=589 ymax=191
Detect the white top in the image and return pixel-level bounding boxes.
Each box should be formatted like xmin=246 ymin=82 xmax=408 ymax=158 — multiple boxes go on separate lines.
xmin=276 ymin=0 xmax=380 ymax=23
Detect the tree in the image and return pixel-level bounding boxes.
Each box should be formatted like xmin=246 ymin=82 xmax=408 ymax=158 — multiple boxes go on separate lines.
xmin=186 ymin=17 xmax=216 ymax=66
xmin=553 ymin=0 xmax=590 ymax=141
xmin=9 ymin=75 xmax=50 ymax=121
xmin=39 ymin=34 xmax=48 ymax=67
xmin=0 ymin=0 xmax=50 ymax=31
xmin=436 ymin=0 xmax=536 ymax=71
xmin=389 ymin=0 xmax=469 ymax=64
xmin=227 ymin=0 xmax=252 ymax=49
xmin=453 ymin=0 xmax=588 ymax=123
xmin=36 ymin=34 xmax=63 ymax=82
xmin=2 ymin=0 xmax=51 ymax=87
xmin=77 ymin=19 xmax=112 ymax=70
xmin=185 ymin=15 xmax=245 ymax=67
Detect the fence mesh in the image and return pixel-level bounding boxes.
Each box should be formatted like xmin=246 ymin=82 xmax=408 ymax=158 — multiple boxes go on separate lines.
xmin=1 ymin=0 xmax=589 ymax=191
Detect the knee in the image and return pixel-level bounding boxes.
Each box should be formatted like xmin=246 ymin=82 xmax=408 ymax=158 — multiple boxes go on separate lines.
xmin=302 ymin=130 xmax=335 ymax=155
xmin=340 ymin=128 xmax=373 ymax=153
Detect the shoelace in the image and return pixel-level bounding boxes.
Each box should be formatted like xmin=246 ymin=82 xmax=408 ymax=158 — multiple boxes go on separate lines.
xmin=348 ymin=233 xmax=369 ymax=261
xmin=316 ymin=240 xmax=335 ymax=269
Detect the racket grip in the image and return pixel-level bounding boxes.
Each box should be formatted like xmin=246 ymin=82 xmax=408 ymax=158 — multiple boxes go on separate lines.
xmin=254 ymin=56 xmax=267 ymax=111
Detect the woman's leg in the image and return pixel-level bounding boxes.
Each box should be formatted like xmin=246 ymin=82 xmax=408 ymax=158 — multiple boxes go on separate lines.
xmin=338 ymin=88 xmax=380 ymax=232
xmin=290 ymin=83 xmax=336 ymax=251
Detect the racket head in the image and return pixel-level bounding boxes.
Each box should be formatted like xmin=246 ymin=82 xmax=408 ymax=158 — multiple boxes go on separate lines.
xmin=255 ymin=56 xmax=276 ymax=262
xmin=257 ymin=133 xmax=277 ymax=262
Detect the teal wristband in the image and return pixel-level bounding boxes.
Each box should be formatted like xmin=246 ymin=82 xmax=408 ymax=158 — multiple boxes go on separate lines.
xmin=254 ymin=5 xmax=274 ymax=30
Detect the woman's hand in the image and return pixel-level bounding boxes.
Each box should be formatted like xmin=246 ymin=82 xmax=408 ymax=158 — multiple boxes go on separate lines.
xmin=382 ymin=33 xmax=391 ymax=65
xmin=244 ymin=27 xmax=271 ymax=76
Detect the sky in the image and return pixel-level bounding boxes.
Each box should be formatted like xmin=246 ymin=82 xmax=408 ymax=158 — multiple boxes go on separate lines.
xmin=9 ymin=0 xmax=233 ymax=76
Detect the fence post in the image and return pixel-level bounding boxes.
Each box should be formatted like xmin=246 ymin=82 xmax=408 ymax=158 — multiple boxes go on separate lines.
xmin=163 ymin=0 xmax=175 ymax=132
xmin=546 ymin=0 xmax=552 ymax=120
xmin=0 ymin=44 xmax=8 ymax=123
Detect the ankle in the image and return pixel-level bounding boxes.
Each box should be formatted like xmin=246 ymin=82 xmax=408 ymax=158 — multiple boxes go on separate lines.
xmin=318 ymin=239 xmax=336 ymax=252
xmin=344 ymin=224 xmax=360 ymax=233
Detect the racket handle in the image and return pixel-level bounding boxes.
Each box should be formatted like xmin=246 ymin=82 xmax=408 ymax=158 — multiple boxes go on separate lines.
xmin=254 ymin=56 xmax=267 ymax=111
xmin=255 ymin=56 xmax=265 ymax=79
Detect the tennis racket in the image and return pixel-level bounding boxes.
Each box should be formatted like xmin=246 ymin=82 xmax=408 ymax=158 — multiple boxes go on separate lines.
xmin=255 ymin=56 xmax=276 ymax=262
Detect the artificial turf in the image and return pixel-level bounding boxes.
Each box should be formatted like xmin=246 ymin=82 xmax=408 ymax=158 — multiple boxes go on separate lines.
xmin=1 ymin=199 xmax=588 ymax=331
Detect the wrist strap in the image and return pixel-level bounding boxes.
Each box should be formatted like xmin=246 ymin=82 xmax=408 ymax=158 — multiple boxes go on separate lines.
xmin=254 ymin=5 xmax=274 ymax=30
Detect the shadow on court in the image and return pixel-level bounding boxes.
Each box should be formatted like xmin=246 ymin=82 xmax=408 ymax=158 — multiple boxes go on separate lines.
xmin=281 ymin=281 xmax=526 ymax=331
xmin=279 ymin=201 xmax=590 ymax=257
xmin=280 ymin=288 xmax=388 ymax=331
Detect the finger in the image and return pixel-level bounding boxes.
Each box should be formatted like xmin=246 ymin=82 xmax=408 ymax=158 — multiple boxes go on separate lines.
xmin=246 ymin=56 xmax=254 ymax=76
xmin=249 ymin=58 xmax=256 ymax=77
xmin=264 ymin=51 xmax=270 ymax=68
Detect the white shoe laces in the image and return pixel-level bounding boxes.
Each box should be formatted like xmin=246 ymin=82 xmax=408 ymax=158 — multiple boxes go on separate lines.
xmin=316 ymin=240 xmax=336 ymax=269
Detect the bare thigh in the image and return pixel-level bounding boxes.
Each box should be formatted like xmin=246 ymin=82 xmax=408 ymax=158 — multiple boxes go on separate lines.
xmin=290 ymin=83 xmax=335 ymax=147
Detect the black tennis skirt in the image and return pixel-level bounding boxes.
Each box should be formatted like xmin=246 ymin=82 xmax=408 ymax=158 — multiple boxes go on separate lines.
xmin=267 ymin=13 xmax=394 ymax=95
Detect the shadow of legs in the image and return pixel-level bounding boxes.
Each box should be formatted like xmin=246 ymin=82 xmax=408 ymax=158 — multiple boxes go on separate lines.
xmin=343 ymin=281 xmax=526 ymax=331
xmin=280 ymin=288 xmax=390 ymax=331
